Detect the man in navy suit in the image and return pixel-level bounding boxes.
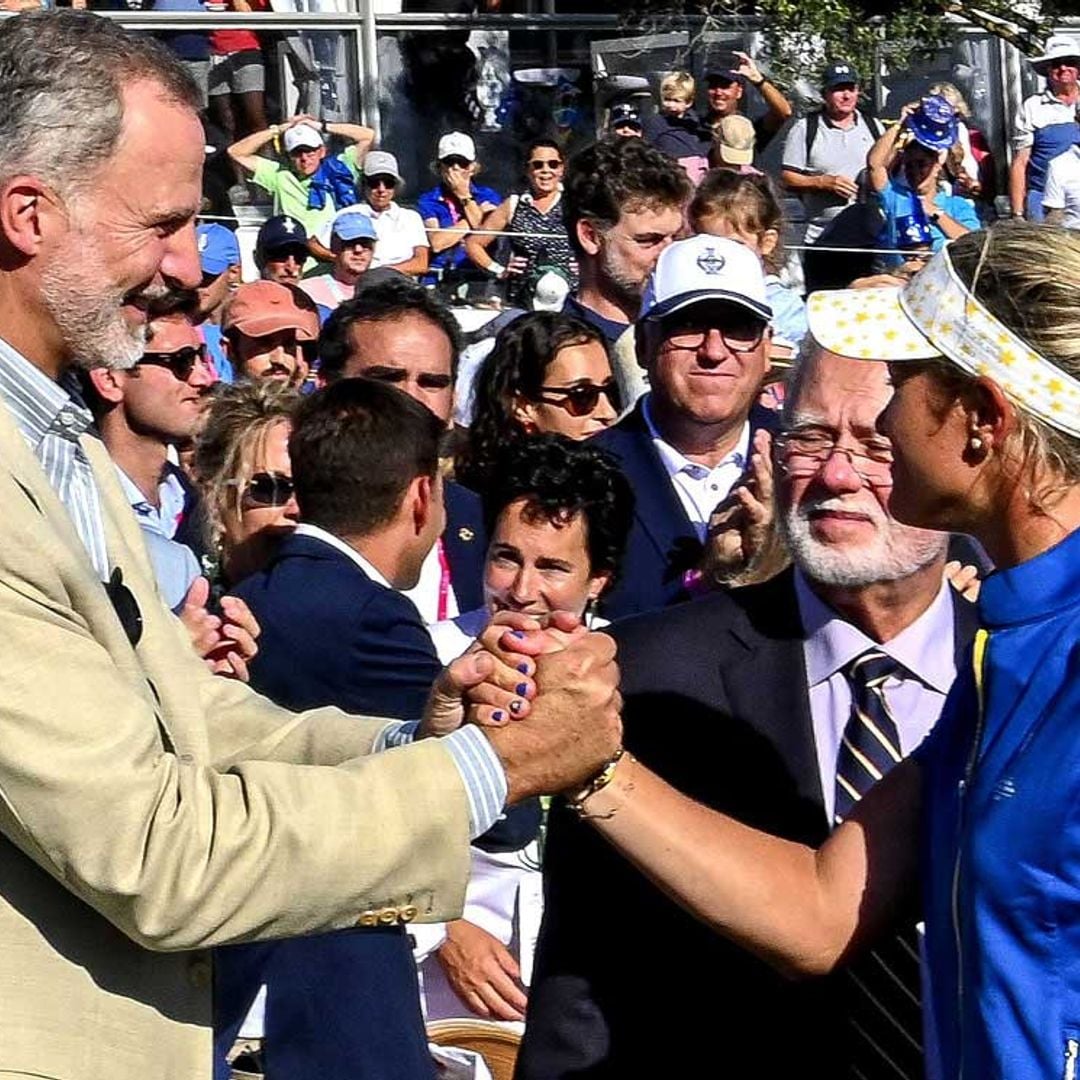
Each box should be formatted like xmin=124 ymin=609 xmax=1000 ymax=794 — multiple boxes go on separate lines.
xmin=318 ymin=276 xmax=485 ymax=619
xmin=593 ymin=234 xmax=779 ymax=621
xmin=518 ymin=344 xmax=978 ymax=1079
xmin=219 ymin=378 xmax=451 ymax=1080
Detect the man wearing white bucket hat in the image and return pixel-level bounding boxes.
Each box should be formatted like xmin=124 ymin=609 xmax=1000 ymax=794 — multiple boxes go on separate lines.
xmin=1009 ymin=34 xmax=1080 ymax=221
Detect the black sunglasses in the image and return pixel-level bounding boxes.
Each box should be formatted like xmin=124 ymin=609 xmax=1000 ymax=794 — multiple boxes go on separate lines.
xmin=441 ymin=155 xmax=472 ymax=169
xmin=366 ymin=174 xmax=398 ymax=189
xmin=138 ymin=343 xmax=207 ymax=380
xmin=233 ymin=471 xmax=296 ymax=508
xmin=536 ymin=379 xmax=620 ymax=417
xmin=529 ymin=158 xmax=563 ymax=170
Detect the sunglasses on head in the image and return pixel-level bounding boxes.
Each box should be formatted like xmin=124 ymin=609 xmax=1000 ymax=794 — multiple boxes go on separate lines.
xmin=366 ymin=174 xmax=398 ymax=189
xmin=441 ymin=155 xmax=472 ymax=170
xmin=535 ymin=379 xmax=620 ymax=417
xmin=529 ymin=157 xmax=563 ymax=170
xmin=138 ymin=343 xmax=207 ymax=380
xmin=232 ymin=471 xmax=296 ymax=508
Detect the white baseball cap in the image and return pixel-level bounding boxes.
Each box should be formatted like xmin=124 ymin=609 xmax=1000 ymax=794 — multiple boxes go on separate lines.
xmin=640 ymin=235 xmax=772 ymax=323
xmin=437 ymin=131 xmax=477 ymax=162
xmin=283 ymin=123 xmax=324 ymax=153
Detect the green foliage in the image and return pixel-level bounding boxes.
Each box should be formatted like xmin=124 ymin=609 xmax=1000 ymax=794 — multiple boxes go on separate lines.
xmin=618 ymin=0 xmax=1064 ymax=95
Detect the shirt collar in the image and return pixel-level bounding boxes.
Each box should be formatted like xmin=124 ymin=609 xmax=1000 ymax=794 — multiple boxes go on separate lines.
xmin=293 ymin=522 xmax=393 ymax=589
xmin=642 ymin=392 xmax=750 ymax=479
xmin=115 ymin=462 xmax=186 ymax=522
xmin=796 ymin=567 xmax=956 ymax=694
xmin=0 ymin=336 xmax=94 ymax=450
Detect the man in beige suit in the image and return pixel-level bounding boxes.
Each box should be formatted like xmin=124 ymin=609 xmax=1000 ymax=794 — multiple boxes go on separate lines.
xmin=0 ymin=11 xmax=621 ymax=1079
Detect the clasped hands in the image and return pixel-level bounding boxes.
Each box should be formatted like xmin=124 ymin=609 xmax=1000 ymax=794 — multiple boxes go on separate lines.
xmin=421 ymin=612 xmax=622 ymax=803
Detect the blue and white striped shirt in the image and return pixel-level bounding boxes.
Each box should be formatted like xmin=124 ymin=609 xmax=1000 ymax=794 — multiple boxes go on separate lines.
xmin=0 ymin=339 xmax=110 ymax=581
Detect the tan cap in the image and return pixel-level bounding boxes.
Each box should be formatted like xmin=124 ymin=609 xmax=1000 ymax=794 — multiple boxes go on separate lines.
xmin=714 ymin=115 xmax=756 ymax=166
xmin=222 ymin=281 xmax=320 ymax=341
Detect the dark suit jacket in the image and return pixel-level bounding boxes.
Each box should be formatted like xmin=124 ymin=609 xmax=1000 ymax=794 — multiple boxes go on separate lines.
xmin=222 ymin=530 xmax=439 ymax=1080
xmin=518 ymin=570 xmax=979 ymax=1079
xmin=592 ymin=399 xmax=779 ymax=621
xmin=234 ymin=530 xmax=442 ymax=718
xmin=444 ymin=480 xmax=487 ymax=615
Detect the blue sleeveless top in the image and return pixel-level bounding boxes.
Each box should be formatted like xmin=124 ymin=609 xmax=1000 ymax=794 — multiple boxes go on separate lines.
xmin=919 ymin=524 xmax=1080 ymax=1079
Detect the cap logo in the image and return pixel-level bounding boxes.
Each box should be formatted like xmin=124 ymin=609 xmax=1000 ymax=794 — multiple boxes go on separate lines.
xmin=198 ymin=233 xmax=208 ymax=252
xmin=696 ymin=247 xmax=727 ymax=275
xmin=836 ymin=65 xmax=850 ymax=74
xmin=282 ymin=218 xmax=297 ymax=234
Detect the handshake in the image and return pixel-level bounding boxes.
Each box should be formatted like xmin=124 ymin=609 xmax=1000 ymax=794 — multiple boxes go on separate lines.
xmin=421 ymin=613 xmax=622 ymax=803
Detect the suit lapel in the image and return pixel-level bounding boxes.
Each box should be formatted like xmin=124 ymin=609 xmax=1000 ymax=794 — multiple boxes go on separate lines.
xmin=718 ymin=572 xmax=828 ymax=833
xmin=611 ymin=403 xmax=695 ymax=559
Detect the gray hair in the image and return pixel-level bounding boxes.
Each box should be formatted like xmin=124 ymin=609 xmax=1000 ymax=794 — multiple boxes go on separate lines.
xmin=0 ymin=10 xmax=200 ymax=199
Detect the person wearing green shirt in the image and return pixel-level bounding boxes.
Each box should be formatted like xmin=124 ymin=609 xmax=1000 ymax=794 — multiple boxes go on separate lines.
xmin=228 ymin=113 xmax=375 ymax=266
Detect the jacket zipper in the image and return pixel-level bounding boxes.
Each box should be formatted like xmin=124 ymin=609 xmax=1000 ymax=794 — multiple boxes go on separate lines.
xmin=953 ymin=628 xmax=990 ymax=1080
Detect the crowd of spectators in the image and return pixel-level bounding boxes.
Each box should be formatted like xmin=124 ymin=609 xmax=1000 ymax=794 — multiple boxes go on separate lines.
xmin=6 ymin=10 xmax=1080 ymax=1080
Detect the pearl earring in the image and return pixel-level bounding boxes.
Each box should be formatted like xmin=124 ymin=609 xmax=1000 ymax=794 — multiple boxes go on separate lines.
xmin=969 ymin=435 xmax=984 ymax=452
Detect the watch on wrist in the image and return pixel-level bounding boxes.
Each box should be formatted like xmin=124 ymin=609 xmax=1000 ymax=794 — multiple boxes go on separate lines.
xmin=320 ymin=119 xmax=328 ymax=134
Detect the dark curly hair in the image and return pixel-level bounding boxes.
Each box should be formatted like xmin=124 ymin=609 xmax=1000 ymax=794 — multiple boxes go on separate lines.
xmin=456 ymin=310 xmax=614 ymax=489
xmin=564 ymin=137 xmax=692 ymax=257
xmin=482 ymin=434 xmax=634 ymax=586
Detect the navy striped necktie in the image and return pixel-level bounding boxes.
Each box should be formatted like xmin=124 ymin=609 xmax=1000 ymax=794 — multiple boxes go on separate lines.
xmin=836 ymin=648 xmax=924 ymax=1080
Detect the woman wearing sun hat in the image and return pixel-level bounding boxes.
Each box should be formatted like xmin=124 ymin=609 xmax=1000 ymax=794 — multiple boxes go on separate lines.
xmin=867 ymin=94 xmax=980 ymax=266
xmin=528 ymin=223 xmax=1080 ymax=1079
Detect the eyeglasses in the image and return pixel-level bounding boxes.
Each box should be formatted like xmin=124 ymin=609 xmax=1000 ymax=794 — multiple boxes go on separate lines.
xmin=529 ymin=158 xmax=563 ymax=170
xmin=659 ymin=315 xmax=767 ymax=354
xmin=138 ymin=343 xmax=208 ymax=380
xmin=441 ymin=155 xmax=472 ymax=170
xmin=366 ymin=174 xmax=398 ymax=189
xmin=774 ymin=429 xmax=894 ymax=488
xmin=535 ymin=379 xmax=621 ymax=417
xmin=228 ymin=471 xmax=296 ymax=508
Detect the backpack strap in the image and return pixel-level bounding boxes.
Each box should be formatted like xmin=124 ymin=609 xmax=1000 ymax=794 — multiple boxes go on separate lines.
xmin=804 ymin=109 xmax=821 ymax=163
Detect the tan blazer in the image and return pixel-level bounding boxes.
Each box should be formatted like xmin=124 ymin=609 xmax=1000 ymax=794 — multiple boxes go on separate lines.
xmin=0 ymin=403 xmax=471 ymax=1078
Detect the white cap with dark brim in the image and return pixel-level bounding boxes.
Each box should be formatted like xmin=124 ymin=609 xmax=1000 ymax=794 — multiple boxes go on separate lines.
xmin=640 ymin=235 xmax=772 ymax=323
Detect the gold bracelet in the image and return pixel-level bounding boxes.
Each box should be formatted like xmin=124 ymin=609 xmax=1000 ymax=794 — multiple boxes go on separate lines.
xmin=567 ymin=748 xmax=628 ymax=817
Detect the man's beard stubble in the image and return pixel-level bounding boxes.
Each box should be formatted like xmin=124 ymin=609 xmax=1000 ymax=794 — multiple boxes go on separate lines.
xmin=780 ymin=494 xmax=948 ymax=589
xmin=38 ymin=246 xmax=175 ymax=373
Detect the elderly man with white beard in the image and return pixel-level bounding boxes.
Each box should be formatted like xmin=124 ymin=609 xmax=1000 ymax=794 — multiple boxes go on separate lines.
xmin=519 ymin=341 xmax=980 ymax=1080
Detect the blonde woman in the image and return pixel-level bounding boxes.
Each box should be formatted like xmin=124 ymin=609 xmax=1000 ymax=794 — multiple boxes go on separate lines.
xmin=192 ymin=380 xmax=301 ymax=589
xmin=506 ymin=224 xmax=1080 ymax=1080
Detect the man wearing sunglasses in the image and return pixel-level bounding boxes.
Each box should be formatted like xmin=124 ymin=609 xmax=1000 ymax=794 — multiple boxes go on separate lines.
xmin=195 ymin=222 xmax=242 ymax=382
xmin=227 ymin=113 xmax=375 ymax=267
xmin=522 ymin=340 xmax=971 ymax=1080
xmin=222 ymin=279 xmax=320 ymax=388
xmin=82 ymin=299 xmax=215 ymax=613
xmin=1011 ymin=35 xmax=1080 ymax=221
xmin=703 ymin=51 xmax=793 ymax=155
xmin=298 ymin=211 xmax=377 ymax=312
xmin=591 ymin=234 xmax=779 ymax=620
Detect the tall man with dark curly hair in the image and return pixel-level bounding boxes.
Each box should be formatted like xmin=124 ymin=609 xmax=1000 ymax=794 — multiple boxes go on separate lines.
xmin=561 ymin=138 xmax=691 ymax=405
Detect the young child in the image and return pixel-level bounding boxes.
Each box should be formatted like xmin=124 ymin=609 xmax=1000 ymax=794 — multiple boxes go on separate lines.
xmin=689 ymin=169 xmax=807 ymax=356
xmin=644 ymin=70 xmax=712 ymax=184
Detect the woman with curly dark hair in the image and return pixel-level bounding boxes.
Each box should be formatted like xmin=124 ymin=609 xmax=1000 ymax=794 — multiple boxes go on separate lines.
xmin=420 ymin=433 xmax=633 ymax=1025
xmin=457 ymin=310 xmax=619 ymax=488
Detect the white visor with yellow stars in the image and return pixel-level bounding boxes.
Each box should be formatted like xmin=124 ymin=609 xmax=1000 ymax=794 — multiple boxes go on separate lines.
xmin=806 ymin=244 xmax=1080 ymax=439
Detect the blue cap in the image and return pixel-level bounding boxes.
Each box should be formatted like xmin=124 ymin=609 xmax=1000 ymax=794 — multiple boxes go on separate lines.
xmin=196 ymin=223 xmax=240 ymax=276
xmin=896 ymin=215 xmax=933 ymax=249
xmin=332 ymin=211 xmax=378 ymax=243
xmin=609 ymin=102 xmax=642 ymax=131
xmin=906 ymin=95 xmax=958 ymax=152
xmin=821 ymin=60 xmax=859 ymax=89
xmin=256 ymin=215 xmax=309 ymax=255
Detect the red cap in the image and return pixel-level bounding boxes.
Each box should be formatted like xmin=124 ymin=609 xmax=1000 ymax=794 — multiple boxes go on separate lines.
xmin=222 ymin=281 xmax=320 ymax=341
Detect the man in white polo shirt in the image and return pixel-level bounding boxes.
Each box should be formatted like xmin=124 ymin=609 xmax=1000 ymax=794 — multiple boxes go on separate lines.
xmin=324 ymin=150 xmax=430 ymax=278
xmin=1044 ymin=135 xmax=1080 ymax=229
